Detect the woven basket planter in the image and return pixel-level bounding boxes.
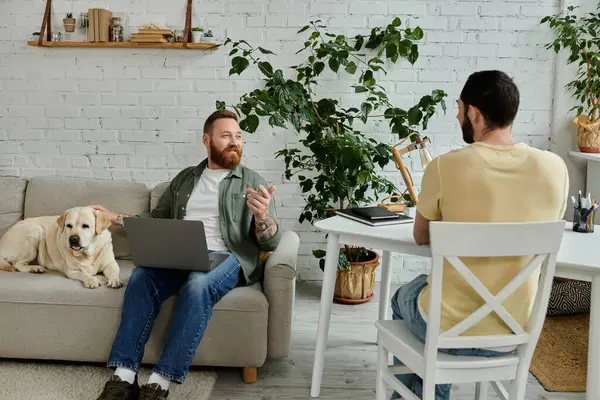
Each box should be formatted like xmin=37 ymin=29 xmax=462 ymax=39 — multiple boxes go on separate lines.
xmin=575 ymin=114 xmax=600 ymax=153
xmin=334 ymin=250 xmax=380 ymax=304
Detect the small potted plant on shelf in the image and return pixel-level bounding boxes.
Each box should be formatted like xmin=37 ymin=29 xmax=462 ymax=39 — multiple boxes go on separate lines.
xmin=203 ymin=29 xmax=213 ymax=42
xmin=191 ymin=27 xmax=204 ymax=43
xmin=402 ymin=194 xmax=417 ymax=218
xmin=63 ymin=13 xmax=76 ymax=33
xmin=541 ymin=6 xmax=600 ymax=153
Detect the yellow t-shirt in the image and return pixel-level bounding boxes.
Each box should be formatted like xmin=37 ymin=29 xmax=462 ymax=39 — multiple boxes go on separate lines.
xmin=417 ymin=142 xmax=569 ymax=336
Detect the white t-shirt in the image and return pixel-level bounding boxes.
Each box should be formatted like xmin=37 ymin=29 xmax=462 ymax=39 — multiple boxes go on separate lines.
xmin=184 ymin=168 xmax=230 ymax=251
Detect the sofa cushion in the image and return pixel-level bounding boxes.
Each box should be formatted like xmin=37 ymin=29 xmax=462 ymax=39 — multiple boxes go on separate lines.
xmin=0 ymin=176 xmax=28 ymax=239
xmin=0 ymin=260 xmax=268 ymax=312
xmin=23 ymin=176 xmax=151 ymax=259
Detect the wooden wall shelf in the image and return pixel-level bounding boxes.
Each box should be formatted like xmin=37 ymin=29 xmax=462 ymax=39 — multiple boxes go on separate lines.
xmin=32 ymin=0 xmax=206 ymax=48
xmin=27 ymin=41 xmax=218 ymax=49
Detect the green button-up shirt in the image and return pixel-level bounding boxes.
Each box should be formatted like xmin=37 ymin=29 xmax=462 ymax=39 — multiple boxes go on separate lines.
xmin=136 ymin=158 xmax=282 ymax=286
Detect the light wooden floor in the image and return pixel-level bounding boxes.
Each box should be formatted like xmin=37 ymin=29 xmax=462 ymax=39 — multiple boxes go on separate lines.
xmin=209 ymin=281 xmax=585 ymax=400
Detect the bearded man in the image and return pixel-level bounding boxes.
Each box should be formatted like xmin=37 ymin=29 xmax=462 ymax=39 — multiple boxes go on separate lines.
xmin=91 ymin=109 xmax=281 ymax=400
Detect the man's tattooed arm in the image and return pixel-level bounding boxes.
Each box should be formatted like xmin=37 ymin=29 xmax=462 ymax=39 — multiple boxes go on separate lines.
xmin=255 ymin=213 xmax=278 ymax=242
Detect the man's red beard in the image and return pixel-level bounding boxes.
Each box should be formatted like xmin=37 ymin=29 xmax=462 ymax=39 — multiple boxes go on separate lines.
xmin=210 ymin=141 xmax=242 ymax=169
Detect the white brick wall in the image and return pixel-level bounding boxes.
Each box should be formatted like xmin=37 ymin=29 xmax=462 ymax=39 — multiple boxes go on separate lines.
xmin=0 ymin=0 xmax=560 ymax=282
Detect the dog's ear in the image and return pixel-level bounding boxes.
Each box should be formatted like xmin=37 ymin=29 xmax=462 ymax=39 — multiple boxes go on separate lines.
xmin=56 ymin=212 xmax=67 ymax=232
xmin=95 ymin=210 xmax=111 ymax=235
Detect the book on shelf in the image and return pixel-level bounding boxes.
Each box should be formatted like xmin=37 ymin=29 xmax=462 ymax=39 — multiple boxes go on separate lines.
xmin=137 ymin=29 xmax=173 ymax=35
xmin=87 ymin=8 xmax=112 ymax=42
xmin=130 ymin=33 xmax=168 ymax=43
xmin=129 ymin=28 xmax=173 ymax=43
xmin=335 ymin=207 xmax=413 ymax=226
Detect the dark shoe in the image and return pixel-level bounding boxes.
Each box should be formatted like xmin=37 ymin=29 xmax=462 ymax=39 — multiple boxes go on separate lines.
xmin=96 ymin=375 xmax=140 ymax=400
xmin=140 ymin=383 xmax=169 ymax=399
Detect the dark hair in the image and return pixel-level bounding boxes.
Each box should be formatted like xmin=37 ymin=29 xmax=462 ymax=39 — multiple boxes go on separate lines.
xmin=460 ymin=70 xmax=520 ymax=129
xmin=203 ymin=109 xmax=238 ymax=134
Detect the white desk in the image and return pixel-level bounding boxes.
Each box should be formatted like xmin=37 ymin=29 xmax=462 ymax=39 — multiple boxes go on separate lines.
xmin=310 ymin=216 xmax=600 ymax=400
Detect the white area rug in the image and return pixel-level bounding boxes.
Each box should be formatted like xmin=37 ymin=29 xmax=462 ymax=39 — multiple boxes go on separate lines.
xmin=0 ymin=360 xmax=217 ymax=400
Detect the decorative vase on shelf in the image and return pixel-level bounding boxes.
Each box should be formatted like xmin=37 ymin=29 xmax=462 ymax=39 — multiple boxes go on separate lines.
xmin=63 ymin=13 xmax=76 ymax=33
xmin=111 ymin=17 xmax=124 ymax=42
xmin=191 ymin=29 xmax=203 ymax=43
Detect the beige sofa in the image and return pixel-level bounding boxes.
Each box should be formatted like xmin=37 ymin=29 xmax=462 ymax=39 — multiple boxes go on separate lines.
xmin=0 ymin=175 xmax=299 ymax=382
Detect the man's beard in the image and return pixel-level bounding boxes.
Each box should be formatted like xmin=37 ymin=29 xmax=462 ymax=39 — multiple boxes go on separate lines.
xmin=461 ymin=109 xmax=475 ymax=144
xmin=210 ymin=140 xmax=242 ymax=169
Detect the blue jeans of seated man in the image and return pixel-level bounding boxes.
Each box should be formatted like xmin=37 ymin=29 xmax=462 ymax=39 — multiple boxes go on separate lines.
xmin=390 ymin=274 xmax=513 ymax=400
xmin=107 ymin=250 xmax=240 ymax=384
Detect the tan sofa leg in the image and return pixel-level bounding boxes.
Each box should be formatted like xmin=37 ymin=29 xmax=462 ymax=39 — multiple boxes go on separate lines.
xmin=242 ymin=366 xmax=257 ymax=383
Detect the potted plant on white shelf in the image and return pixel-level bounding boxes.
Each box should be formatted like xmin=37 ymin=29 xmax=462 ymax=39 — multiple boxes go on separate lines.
xmin=541 ymin=6 xmax=600 ymax=153
xmin=191 ymin=27 xmax=204 ymax=43
xmin=402 ymin=194 xmax=417 ymax=218
xmin=63 ymin=13 xmax=76 ymax=33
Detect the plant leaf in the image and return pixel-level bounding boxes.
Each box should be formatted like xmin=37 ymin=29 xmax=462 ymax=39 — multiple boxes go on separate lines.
xmin=345 ymin=61 xmax=357 ymax=74
xmin=318 ymin=98 xmax=337 ymax=117
xmin=407 ymin=106 xmax=423 ymax=125
xmin=230 ymin=56 xmax=250 ymax=75
xmin=413 ymin=27 xmax=424 ymax=40
xmin=363 ymin=70 xmax=376 ymax=87
xmin=239 ymin=114 xmax=259 ymax=133
xmin=314 ymin=61 xmax=325 ymax=75
xmin=354 ymin=35 xmax=364 ymax=51
xmin=258 ymin=61 xmax=273 ymax=77
xmin=257 ymin=46 xmax=274 ymax=54
xmin=328 ymin=57 xmax=340 ymax=72
xmin=408 ymin=44 xmax=419 ymax=64
xmin=360 ymin=102 xmax=373 ymax=123
xmin=313 ymin=249 xmax=326 ymax=258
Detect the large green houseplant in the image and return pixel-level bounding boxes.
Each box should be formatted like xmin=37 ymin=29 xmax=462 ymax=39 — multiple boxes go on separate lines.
xmin=216 ymin=18 xmax=446 ymax=296
xmin=542 ymin=5 xmax=600 ymax=152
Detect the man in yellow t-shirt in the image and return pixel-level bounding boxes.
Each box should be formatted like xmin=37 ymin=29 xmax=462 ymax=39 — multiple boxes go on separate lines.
xmin=389 ymin=70 xmax=569 ymax=400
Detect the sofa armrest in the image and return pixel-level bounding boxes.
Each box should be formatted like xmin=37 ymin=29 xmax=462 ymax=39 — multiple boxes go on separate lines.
xmin=263 ymin=230 xmax=299 ymax=360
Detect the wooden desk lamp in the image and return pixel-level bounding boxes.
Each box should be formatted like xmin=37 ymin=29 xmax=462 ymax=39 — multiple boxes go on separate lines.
xmin=379 ymin=135 xmax=432 ymax=211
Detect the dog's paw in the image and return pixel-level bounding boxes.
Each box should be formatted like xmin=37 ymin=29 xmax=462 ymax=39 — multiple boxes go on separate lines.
xmin=83 ymin=276 xmax=101 ymax=289
xmin=28 ymin=265 xmax=46 ymax=274
xmin=106 ymin=278 xmax=123 ymax=289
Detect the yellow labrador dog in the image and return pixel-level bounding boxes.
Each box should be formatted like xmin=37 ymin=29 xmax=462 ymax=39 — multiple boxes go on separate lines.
xmin=0 ymin=206 xmax=122 ymax=289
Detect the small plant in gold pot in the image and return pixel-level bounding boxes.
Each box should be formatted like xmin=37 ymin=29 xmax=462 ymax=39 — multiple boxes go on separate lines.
xmin=542 ymin=6 xmax=600 ymax=153
xmin=317 ymin=248 xmax=380 ymax=304
xmin=63 ymin=13 xmax=76 ymax=33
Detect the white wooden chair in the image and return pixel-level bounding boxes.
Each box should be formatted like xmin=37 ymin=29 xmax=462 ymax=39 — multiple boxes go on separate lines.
xmin=375 ymin=221 xmax=566 ymax=400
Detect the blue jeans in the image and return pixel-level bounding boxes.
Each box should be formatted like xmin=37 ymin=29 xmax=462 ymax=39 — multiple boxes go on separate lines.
xmin=107 ymin=250 xmax=240 ymax=383
xmin=390 ymin=274 xmax=511 ymax=400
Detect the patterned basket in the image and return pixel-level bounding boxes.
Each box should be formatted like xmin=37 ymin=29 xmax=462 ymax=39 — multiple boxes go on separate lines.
xmin=574 ymin=115 xmax=600 ymax=153
xmin=334 ymin=250 xmax=380 ymax=304
xmin=547 ymin=278 xmax=591 ymax=316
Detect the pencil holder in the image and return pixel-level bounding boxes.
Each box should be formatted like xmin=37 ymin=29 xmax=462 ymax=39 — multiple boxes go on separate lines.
xmin=573 ymin=207 xmax=596 ymax=233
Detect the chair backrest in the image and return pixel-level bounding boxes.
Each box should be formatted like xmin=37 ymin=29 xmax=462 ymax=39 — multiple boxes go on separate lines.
xmin=424 ymin=221 xmax=565 ymax=361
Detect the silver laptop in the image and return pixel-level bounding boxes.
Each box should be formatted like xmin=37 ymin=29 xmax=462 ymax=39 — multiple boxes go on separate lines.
xmin=123 ymin=217 xmax=229 ymax=271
